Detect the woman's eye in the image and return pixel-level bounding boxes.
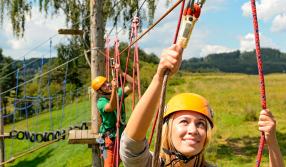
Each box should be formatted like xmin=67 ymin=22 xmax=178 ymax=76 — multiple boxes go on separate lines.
xmin=196 ymin=121 xmax=206 ymax=128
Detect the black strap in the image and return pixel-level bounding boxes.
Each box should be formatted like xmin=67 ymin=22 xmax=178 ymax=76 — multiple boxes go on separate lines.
xmin=162 ymin=148 xmax=198 ymax=166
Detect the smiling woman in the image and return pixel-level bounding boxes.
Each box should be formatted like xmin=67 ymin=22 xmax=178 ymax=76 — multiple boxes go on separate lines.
xmin=119 ymin=44 xmax=285 ymax=167
xmin=160 ymin=93 xmax=213 ymax=166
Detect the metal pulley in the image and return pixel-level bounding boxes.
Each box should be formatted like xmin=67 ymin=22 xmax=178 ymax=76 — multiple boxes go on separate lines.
xmin=178 ymin=0 xmax=204 ymax=48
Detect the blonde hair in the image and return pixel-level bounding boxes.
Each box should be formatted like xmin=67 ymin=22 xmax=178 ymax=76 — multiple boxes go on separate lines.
xmin=160 ymin=114 xmax=212 ymax=167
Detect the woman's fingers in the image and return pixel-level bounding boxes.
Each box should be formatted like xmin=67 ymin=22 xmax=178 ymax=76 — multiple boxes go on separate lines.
xmin=157 ymin=44 xmax=183 ymax=77
xmin=258 ymin=109 xmax=277 ymax=142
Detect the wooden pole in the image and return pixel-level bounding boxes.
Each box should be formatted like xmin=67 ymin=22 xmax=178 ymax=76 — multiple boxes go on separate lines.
xmin=90 ymin=0 xmax=105 ymax=166
xmin=0 ymin=91 xmax=5 ymax=167
xmin=58 ymin=29 xmax=84 ymax=35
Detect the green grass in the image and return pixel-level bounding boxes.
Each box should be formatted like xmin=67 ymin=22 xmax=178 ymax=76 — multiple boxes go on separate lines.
xmin=4 ymin=96 xmax=92 ymax=167
xmin=3 ymin=72 xmax=286 ymax=166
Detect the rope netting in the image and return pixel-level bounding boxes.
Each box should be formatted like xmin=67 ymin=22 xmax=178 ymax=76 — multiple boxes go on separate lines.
xmin=0 ymin=35 xmax=91 ymax=165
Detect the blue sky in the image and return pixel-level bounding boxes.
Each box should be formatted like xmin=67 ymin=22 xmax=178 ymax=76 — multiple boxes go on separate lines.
xmin=0 ymin=0 xmax=286 ymax=60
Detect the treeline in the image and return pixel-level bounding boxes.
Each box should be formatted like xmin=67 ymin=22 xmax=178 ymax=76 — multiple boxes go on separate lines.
xmin=181 ymin=48 xmax=286 ymax=74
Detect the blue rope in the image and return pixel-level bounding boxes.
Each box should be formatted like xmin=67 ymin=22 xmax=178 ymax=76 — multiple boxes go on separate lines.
xmin=34 ymin=55 xmax=44 ymax=133
xmin=10 ymin=69 xmax=20 ymax=159
xmin=14 ymin=103 xmax=34 ymax=111
xmin=24 ymin=96 xmax=42 ymax=99
xmin=23 ymin=57 xmax=29 ymax=133
xmin=48 ymin=39 xmax=53 ymax=131
xmin=60 ymin=62 xmax=69 ymax=129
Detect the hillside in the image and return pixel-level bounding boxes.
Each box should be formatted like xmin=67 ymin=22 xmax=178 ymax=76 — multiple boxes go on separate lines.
xmin=181 ymin=48 xmax=286 ymax=74
xmin=1 ymin=46 xmax=286 ymax=166
xmin=3 ymin=72 xmax=286 ymax=167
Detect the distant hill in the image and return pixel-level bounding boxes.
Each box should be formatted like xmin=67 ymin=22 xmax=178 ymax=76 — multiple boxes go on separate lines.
xmin=181 ymin=48 xmax=286 ymax=74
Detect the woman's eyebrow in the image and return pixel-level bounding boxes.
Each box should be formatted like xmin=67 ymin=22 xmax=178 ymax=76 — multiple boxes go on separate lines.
xmin=197 ymin=118 xmax=207 ymax=122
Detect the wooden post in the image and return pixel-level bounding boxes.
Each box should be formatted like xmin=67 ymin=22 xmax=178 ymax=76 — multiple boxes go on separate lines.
xmin=58 ymin=29 xmax=84 ymax=35
xmin=0 ymin=91 xmax=5 ymax=167
xmin=90 ymin=0 xmax=105 ymax=166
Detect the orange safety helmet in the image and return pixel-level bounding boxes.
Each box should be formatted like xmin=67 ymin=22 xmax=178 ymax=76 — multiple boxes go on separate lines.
xmin=164 ymin=93 xmax=214 ymax=128
xmin=91 ymin=76 xmax=107 ymax=91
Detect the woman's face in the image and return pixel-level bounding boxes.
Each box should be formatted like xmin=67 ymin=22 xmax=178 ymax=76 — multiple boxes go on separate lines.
xmin=171 ymin=110 xmax=207 ymax=157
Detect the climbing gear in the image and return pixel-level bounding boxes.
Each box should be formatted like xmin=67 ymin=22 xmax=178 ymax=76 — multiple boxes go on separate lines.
xmin=250 ymin=0 xmax=268 ymax=166
xmin=164 ymin=93 xmax=214 ymax=128
xmin=132 ymin=16 xmax=142 ymax=110
xmin=92 ymin=76 xmax=107 ymax=90
xmin=162 ymin=148 xmax=199 ymax=166
xmin=110 ymin=58 xmax=115 ymax=78
xmin=112 ymin=36 xmax=122 ymax=167
xmin=105 ymin=36 xmax=111 ymax=81
xmin=178 ymin=0 xmax=204 ymax=48
xmin=96 ymin=135 xmax=107 ymax=159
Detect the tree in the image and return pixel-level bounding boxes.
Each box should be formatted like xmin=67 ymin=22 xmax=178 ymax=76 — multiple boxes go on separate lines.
xmin=0 ymin=0 xmax=158 ymax=38
xmin=0 ymin=49 xmax=17 ymax=116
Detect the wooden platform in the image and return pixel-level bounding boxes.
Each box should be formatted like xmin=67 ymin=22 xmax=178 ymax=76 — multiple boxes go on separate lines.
xmin=0 ymin=133 xmax=11 ymax=139
xmin=68 ymin=130 xmax=99 ymax=144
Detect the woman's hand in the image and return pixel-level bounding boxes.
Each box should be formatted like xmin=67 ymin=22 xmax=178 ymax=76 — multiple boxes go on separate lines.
xmin=258 ymin=109 xmax=277 ymax=144
xmin=114 ymin=63 xmax=123 ymax=74
xmin=156 ymin=44 xmax=183 ymax=79
xmin=111 ymin=79 xmax=117 ymax=89
xmin=258 ymin=109 xmax=285 ymax=167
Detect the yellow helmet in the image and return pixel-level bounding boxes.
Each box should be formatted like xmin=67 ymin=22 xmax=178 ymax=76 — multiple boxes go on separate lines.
xmin=164 ymin=93 xmax=214 ymax=128
xmin=92 ymin=76 xmax=107 ymax=91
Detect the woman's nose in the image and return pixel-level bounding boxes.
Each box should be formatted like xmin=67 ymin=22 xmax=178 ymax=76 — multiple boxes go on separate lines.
xmin=187 ymin=123 xmax=199 ymax=135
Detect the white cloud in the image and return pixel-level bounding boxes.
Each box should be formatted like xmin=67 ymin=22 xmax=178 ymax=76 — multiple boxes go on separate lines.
xmin=241 ymin=0 xmax=286 ymax=33
xmin=204 ymin=0 xmax=227 ymax=12
xmin=241 ymin=0 xmax=286 ymax=20
xmin=239 ymin=33 xmax=278 ymax=52
xmin=240 ymin=33 xmax=255 ymax=52
xmin=1 ymin=8 xmax=66 ymax=59
xmin=8 ymin=38 xmax=28 ymax=50
xmin=200 ymin=45 xmax=235 ymax=57
xmin=271 ymin=14 xmax=286 ymax=32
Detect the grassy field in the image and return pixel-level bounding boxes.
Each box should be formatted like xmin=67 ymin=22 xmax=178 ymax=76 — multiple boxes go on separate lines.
xmin=3 ymin=72 xmax=286 ymax=166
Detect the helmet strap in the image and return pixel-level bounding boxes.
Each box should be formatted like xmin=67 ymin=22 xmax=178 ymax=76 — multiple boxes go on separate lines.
xmin=162 ymin=148 xmax=201 ymax=166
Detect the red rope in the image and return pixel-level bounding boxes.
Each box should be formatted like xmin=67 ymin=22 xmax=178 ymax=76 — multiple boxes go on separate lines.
xmin=148 ymin=0 xmax=186 ymax=145
xmin=173 ymin=0 xmax=186 ymax=44
xmin=148 ymin=108 xmax=159 ymax=145
xmin=105 ymin=36 xmax=110 ymax=81
xmin=250 ymin=0 xmax=267 ymax=166
xmin=130 ymin=17 xmax=141 ymax=110
xmin=114 ymin=28 xmax=139 ymax=165
xmin=113 ymin=37 xmax=123 ymax=167
xmin=132 ymin=53 xmax=136 ymax=110
xmin=133 ymin=18 xmax=142 ymax=99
